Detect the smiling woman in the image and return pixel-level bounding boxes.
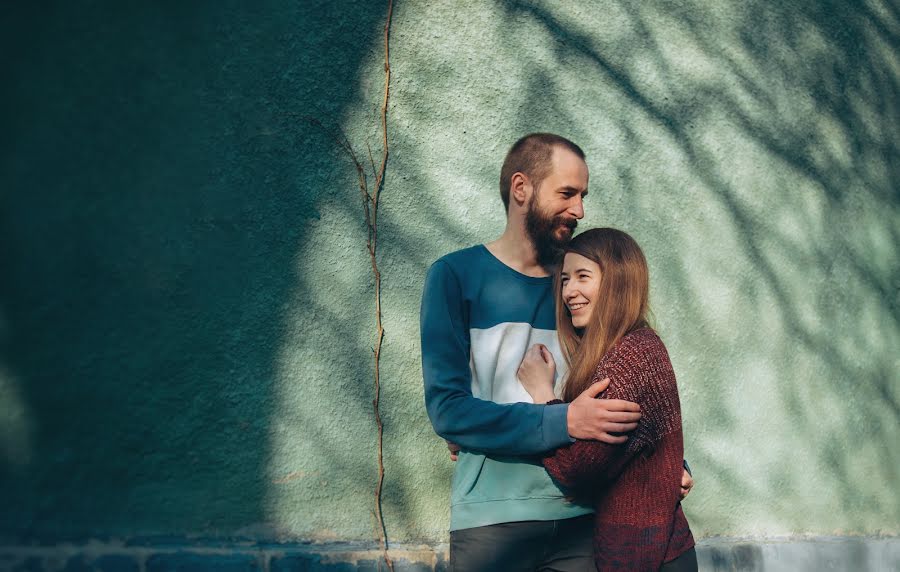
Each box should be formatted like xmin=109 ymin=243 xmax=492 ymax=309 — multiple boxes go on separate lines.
xmin=556 ymin=228 xmax=651 ymax=404
xmin=517 ymin=227 xmax=696 ymax=571
xmin=560 ymin=252 xmax=602 ymax=328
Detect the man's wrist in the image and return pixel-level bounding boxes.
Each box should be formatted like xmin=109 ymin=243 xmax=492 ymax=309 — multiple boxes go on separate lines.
xmin=562 ymin=401 xmax=577 ymax=443
xmin=543 ymin=402 xmax=575 ymax=448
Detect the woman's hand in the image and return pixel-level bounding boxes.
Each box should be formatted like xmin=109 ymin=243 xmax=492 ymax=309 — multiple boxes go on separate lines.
xmin=517 ymin=344 xmax=557 ymax=403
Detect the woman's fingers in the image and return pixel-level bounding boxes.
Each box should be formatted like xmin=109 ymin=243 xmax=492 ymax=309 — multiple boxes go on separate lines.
xmin=522 ymin=344 xmax=554 ymax=371
xmin=539 ymin=344 xmax=555 ymax=365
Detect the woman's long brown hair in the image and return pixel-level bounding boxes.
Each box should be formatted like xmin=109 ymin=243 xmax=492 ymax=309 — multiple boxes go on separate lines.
xmin=557 ymin=228 xmax=651 ymax=403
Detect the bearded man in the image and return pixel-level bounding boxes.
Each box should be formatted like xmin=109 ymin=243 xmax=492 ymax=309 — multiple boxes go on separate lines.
xmin=421 ymin=133 xmax=692 ymax=571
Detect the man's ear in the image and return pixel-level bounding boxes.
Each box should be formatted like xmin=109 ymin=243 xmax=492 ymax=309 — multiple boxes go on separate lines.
xmin=510 ymin=172 xmax=531 ymax=207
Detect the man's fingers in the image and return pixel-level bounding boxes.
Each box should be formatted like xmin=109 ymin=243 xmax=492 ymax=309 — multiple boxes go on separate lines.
xmin=680 ymin=469 xmax=694 ymax=499
xmin=603 ymin=421 xmax=638 ymax=433
xmin=598 ymin=409 xmax=643 ymax=423
xmin=581 ymin=379 xmax=609 ymax=398
xmin=595 ymin=433 xmax=628 ymax=445
xmin=601 ymin=398 xmax=642 ymax=413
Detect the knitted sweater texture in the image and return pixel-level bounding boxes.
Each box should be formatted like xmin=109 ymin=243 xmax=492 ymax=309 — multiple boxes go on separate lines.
xmin=544 ymin=328 xmax=694 ymax=572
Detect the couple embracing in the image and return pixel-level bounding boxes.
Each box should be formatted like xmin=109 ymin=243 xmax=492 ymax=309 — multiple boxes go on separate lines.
xmin=421 ymin=134 xmax=697 ymax=572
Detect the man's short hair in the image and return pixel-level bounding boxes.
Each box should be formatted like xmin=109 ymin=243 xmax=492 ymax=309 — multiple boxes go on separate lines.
xmin=499 ymin=133 xmax=586 ymax=211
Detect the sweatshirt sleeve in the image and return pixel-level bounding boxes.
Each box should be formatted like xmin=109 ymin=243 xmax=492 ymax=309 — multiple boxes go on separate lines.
xmin=420 ymin=259 xmax=572 ymax=455
xmin=542 ymin=333 xmax=668 ymax=489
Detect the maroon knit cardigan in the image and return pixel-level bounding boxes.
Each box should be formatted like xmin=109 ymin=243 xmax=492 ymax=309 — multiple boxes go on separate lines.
xmin=545 ymin=328 xmax=694 ymax=572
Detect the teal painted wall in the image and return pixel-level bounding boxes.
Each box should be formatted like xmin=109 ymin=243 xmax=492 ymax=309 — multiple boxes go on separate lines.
xmin=1 ymin=0 xmax=897 ymax=545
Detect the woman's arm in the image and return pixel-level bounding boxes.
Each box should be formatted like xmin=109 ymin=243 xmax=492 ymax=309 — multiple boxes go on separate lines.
xmin=542 ymin=331 xmax=672 ymax=489
xmin=542 ymin=430 xmax=629 ymax=489
xmin=542 ymin=395 xmax=651 ymax=489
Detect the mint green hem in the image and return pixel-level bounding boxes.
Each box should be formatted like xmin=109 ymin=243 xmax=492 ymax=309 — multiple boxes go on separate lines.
xmin=450 ymin=496 xmax=594 ymax=531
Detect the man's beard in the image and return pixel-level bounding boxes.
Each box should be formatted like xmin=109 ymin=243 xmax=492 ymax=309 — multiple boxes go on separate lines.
xmin=525 ymin=193 xmax=577 ymax=269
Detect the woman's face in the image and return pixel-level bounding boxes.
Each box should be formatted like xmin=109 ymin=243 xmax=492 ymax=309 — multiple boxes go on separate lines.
xmin=561 ymin=252 xmax=602 ymax=329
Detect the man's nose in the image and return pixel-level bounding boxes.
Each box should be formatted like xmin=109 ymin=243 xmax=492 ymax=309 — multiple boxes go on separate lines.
xmin=568 ymin=196 xmax=584 ymax=219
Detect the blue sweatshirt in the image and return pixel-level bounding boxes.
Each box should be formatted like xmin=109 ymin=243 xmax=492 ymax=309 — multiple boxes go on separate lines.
xmin=421 ymin=245 xmax=593 ymax=531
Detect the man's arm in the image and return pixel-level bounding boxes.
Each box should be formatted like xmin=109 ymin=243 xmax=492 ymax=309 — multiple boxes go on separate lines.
xmin=421 ymin=260 xmax=641 ymax=456
xmin=421 ymin=260 xmax=570 ymax=455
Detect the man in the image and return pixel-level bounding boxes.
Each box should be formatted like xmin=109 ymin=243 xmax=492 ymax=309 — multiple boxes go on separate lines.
xmin=421 ymin=134 xmax=692 ymax=571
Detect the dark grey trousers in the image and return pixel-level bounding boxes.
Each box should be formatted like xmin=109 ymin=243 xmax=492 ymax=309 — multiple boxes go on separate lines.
xmin=660 ymin=547 xmax=698 ymax=572
xmin=449 ymin=514 xmax=594 ymax=572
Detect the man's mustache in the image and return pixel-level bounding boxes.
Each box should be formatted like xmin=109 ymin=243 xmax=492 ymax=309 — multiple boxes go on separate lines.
xmin=557 ymin=217 xmax=578 ymax=231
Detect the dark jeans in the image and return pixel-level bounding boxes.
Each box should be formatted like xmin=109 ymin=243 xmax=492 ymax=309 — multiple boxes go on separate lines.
xmin=449 ymin=514 xmax=594 ymax=572
xmin=660 ymin=547 xmax=698 ymax=572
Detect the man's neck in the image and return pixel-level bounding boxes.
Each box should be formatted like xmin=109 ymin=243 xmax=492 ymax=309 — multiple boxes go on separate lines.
xmin=485 ymin=227 xmax=550 ymax=278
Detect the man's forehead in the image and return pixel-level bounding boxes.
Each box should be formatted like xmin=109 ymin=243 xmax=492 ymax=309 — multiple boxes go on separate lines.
xmin=550 ymin=147 xmax=588 ymax=170
xmin=548 ymin=148 xmax=589 ymax=186
xmin=550 ymin=145 xmax=585 ymax=162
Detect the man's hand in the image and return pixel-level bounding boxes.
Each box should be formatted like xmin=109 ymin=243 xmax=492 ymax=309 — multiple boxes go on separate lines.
xmin=567 ymin=379 xmax=641 ymax=443
xmin=680 ymin=468 xmax=694 ymax=499
xmin=447 ymin=441 xmax=460 ymax=461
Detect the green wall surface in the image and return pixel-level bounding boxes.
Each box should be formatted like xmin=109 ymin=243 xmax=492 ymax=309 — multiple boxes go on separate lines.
xmin=1 ymin=0 xmax=898 ymax=546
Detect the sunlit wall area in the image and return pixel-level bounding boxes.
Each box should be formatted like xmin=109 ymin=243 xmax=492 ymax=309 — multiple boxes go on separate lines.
xmin=372 ymin=0 xmax=900 ymax=540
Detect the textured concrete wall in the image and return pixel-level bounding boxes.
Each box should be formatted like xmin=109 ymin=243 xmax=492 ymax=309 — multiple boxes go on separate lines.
xmin=1 ymin=0 xmax=897 ymax=557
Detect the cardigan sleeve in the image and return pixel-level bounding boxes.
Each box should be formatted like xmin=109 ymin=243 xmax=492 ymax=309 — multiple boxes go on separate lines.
xmin=541 ymin=331 xmax=668 ymax=489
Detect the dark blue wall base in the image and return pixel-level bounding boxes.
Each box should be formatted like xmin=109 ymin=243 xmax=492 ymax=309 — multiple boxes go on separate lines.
xmin=0 ymin=537 xmax=897 ymax=571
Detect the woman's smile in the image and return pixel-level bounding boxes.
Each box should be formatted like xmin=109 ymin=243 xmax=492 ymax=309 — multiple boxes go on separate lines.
xmin=561 ymin=252 xmax=602 ymax=328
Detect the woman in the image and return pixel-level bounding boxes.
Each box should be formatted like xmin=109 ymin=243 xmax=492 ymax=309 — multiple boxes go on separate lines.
xmin=517 ymin=228 xmax=696 ymax=572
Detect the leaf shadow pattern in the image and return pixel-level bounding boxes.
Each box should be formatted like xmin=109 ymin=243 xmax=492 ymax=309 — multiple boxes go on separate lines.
xmin=493 ymin=0 xmax=899 ymax=534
